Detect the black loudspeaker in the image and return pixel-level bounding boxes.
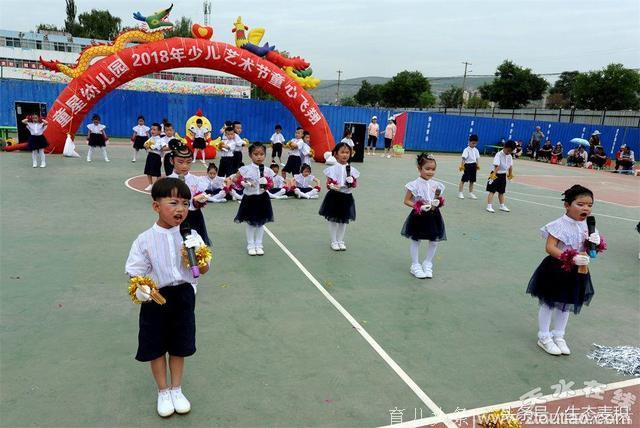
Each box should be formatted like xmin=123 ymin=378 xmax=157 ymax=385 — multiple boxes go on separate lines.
xmin=15 ymin=101 xmax=48 ymax=143
xmin=343 ymin=122 xmax=366 ymax=163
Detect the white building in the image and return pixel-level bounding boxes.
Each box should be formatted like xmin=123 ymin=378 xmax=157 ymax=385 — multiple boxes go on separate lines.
xmin=0 ymin=29 xmax=251 ymax=98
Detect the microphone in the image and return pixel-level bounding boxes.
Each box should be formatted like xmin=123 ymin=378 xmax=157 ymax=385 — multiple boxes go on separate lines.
xmin=586 ymin=216 xmax=597 ymax=258
xmin=345 ymin=164 xmax=353 ymax=188
xmin=259 ymin=164 xmax=265 ymax=189
xmin=179 ymin=221 xmax=200 ymax=278
xmin=434 ymin=188 xmax=441 ymax=198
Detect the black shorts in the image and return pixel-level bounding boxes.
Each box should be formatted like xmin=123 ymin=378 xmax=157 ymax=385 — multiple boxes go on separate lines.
xmin=367 ymin=135 xmax=378 ymax=147
xmin=486 ymin=173 xmax=507 ymax=194
xmin=384 ymin=138 xmax=392 ymax=149
xmin=272 ymin=143 xmax=283 ymax=158
xmin=193 ymin=137 xmax=206 ymax=149
xmin=136 ymin=282 xmax=196 ymax=362
xmin=144 ymin=152 xmax=162 ymax=177
xmin=461 ymin=163 xmax=477 ymax=182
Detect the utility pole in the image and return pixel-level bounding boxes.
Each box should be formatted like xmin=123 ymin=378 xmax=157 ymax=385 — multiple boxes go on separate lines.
xmin=335 ymin=70 xmax=343 ymax=105
xmin=461 ymin=61 xmax=472 ymax=109
xmin=203 ymin=1 xmax=212 ymax=25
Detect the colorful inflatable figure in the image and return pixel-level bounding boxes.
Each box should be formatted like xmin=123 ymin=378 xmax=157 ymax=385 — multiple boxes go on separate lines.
xmin=232 ymin=16 xmax=320 ymax=89
xmin=184 ymin=109 xmax=217 ymax=159
xmin=133 ymin=4 xmax=175 ymax=31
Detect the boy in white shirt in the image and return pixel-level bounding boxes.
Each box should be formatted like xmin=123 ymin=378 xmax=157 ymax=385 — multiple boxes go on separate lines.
xmin=458 ymin=134 xmax=481 ymax=199
xmin=270 ymin=124 xmax=285 ymax=166
xmin=486 ymin=140 xmax=515 ymax=213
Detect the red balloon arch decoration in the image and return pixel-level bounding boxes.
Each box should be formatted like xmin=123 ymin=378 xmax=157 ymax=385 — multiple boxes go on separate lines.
xmin=43 ymin=38 xmax=334 ymax=161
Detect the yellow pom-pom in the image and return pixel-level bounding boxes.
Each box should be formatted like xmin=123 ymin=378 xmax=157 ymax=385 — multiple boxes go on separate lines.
xmin=181 ymin=245 xmax=213 ymax=270
xmin=128 ymin=276 xmax=165 ymax=305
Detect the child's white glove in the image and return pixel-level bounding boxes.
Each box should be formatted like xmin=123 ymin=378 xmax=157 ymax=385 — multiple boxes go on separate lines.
xmin=135 ymin=285 xmax=152 ymax=302
xmin=259 ymin=177 xmax=268 ymax=185
xmin=587 ymin=232 xmax=601 ymax=246
xmin=329 ymin=184 xmax=341 ymax=191
xmin=431 ymin=199 xmax=441 ymax=208
xmin=572 ymin=254 xmax=590 ymax=266
xmin=420 ymin=204 xmax=431 ymax=212
xmin=345 ymin=176 xmax=354 ymax=184
xmin=241 ymin=180 xmax=253 ymax=188
xmin=184 ymin=234 xmax=205 ymax=249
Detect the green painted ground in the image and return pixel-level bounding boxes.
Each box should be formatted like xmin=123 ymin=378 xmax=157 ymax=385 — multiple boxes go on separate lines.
xmin=1 ymin=143 xmax=638 ymax=427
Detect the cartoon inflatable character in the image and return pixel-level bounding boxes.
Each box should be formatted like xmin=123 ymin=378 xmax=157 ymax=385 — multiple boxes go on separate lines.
xmin=184 ymin=109 xmax=217 ymax=159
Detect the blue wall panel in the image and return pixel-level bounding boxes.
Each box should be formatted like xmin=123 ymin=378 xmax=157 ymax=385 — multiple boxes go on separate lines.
xmin=1 ymin=79 xmax=638 ymax=155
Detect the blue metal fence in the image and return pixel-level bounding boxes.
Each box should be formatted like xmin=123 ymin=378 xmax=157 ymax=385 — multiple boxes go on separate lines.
xmin=2 ymin=79 xmax=638 ymax=155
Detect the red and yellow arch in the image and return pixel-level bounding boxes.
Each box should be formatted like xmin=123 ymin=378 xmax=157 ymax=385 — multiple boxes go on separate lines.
xmin=43 ymin=38 xmax=334 ymax=160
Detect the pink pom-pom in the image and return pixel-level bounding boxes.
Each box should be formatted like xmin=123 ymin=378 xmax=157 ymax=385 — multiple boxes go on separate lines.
xmin=413 ymin=200 xmax=425 ymax=215
xmin=559 ymin=248 xmax=579 ymax=272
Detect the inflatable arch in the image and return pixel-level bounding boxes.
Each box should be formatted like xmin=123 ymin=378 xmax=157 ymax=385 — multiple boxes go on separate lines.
xmin=43 ymin=38 xmax=334 ymax=161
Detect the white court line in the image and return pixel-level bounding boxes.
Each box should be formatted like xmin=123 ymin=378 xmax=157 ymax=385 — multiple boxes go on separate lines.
xmin=510 ymin=180 xmax=640 ymax=209
xmin=263 ymin=226 xmax=457 ymax=428
xmin=378 ymin=378 xmax=640 ymax=428
xmin=438 ymin=179 xmax=639 ymax=223
xmin=124 ymin=175 xmax=150 ymax=195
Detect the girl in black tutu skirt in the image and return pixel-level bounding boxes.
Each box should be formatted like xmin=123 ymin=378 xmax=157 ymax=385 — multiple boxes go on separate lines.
xmin=401 ymin=153 xmax=446 ymax=279
xmin=233 ymin=143 xmax=275 ymax=256
xmin=526 ymin=185 xmax=606 ymax=356
xmin=319 ymin=142 xmax=360 ymax=251
xmin=21 ymin=114 xmax=49 ymax=168
xmin=86 ymin=114 xmax=110 ymax=162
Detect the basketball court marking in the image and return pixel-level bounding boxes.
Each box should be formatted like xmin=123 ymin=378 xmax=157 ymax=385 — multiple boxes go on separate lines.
xmin=378 ymin=378 xmax=640 ymax=428
xmin=124 ymin=175 xmax=150 ymax=195
xmin=263 ymin=226 xmax=458 ymax=428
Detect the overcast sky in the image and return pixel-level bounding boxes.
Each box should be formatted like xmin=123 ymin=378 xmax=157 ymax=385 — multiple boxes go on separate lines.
xmin=1 ymin=0 xmax=638 ymax=80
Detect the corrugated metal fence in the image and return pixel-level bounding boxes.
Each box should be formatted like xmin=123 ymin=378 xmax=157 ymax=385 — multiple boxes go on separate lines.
xmin=1 ymin=79 xmax=638 ymax=155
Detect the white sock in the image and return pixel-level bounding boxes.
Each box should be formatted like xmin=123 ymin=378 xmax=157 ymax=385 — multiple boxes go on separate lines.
xmin=423 ymin=241 xmax=438 ymax=269
xmin=132 ymin=149 xmax=137 ymax=161
xmin=551 ymin=308 xmax=570 ymax=338
xmin=38 ymin=149 xmax=45 ymax=164
xmin=328 ymin=222 xmax=338 ymax=243
xmin=255 ymin=226 xmax=264 ymax=247
xmin=87 ymin=146 xmax=93 ymax=161
xmin=410 ymin=240 xmax=420 ymax=265
xmin=101 ymin=147 xmax=108 ymax=160
xmin=336 ymin=223 xmax=347 ymax=242
xmin=32 ymin=151 xmax=38 ymax=165
xmin=211 ymin=191 xmax=226 ymax=203
xmin=307 ymin=188 xmax=319 ymax=197
xmin=202 ymin=150 xmax=206 ymax=161
xmin=538 ymin=304 xmax=553 ymax=340
xmin=245 ymin=225 xmax=256 ymax=248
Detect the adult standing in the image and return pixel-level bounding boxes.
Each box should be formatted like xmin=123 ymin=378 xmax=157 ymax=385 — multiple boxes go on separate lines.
xmin=588 ymin=130 xmax=601 ymax=157
xmin=528 ymin=126 xmax=545 ymax=160
xmin=382 ymin=118 xmax=397 ymax=159
xmin=366 ymin=116 xmax=379 ymax=156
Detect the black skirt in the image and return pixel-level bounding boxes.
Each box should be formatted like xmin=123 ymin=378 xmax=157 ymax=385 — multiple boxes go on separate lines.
xmin=401 ymin=209 xmax=447 ymax=241
xmin=486 ymin=173 xmax=507 ymax=194
xmin=186 ymin=209 xmax=211 ymax=246
xmin=526 ymin=256 xmax=594 ymax=314
xmin=461 ymin=163 xmax=477 ymax=182
xmin=27 ymin=134 xmax=48 ymax=151
xmin=193 ymin=137 xmax=206 ymax=149
xmin=144 ymin=152 xmax=162 ymax=177
xmin=234 ymin=192 xmax=274 ymax=226
xmin=136 ymin=282 xmax=196 ymax=362
xmin=218 ymin=156 xmax=235 ymax=177
xmin=283 ymin=155 xmax=302 ymax=174
xmin=163 ymin=154 xmax=174 ymax=176
xmin=88 ymin=133 xmax=106 ymax=147
xmin=133 ymin=135 xmax=147 ymax=150
xmin=318 ymin=190 xmax=356 ymax=224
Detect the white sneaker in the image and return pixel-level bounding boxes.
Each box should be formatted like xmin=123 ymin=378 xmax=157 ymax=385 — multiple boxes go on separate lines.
xmin=132 ymin=159 xmax=136 ymax=162
xmin=537 ymin=338 xmax=562 ymax=356
xmin=105 ymin=158 xmax=110 ymax=162
xmin=40 ymin=163 xmax=46 ymax=168
xmin=86 ymin=158 xmax=91 ymax=162
xmin=410 ymin=264 xmax=427 ymax=279
xmin=247 ymin=247 xmax=257 ymax=256
xmin=338 ymin=241 xmax=346 ymax=251
xmin=553 ymin=337 xmax=571 ymax=355
xmin=499 ymin=205 xmax=510 ymax=212
xmin=486 ymin=205 xmax=495 ymax=213
xmin=281 ymin=162 xmax=286 ymax=167
xmin=201 ymin=160 xmax=206 ymax=165
xmin=422 ymin=262 xmax=433 ymax=278
xmin=330 ymin=242 xmax=341 ymax=251
xmin=157 ymin=389 xmax=175 ymax=417
xmin=469 ymin=193 xmax=477 ymax=199
xmin=144 ymin=184 xmax=153 ymax=191
xmin=458 ymin=192 xmax=465 ymax=199
xmin=169 ymin=387 xmax=191 ymax=414
xmin=255 ymin=246 xmax=264 ymax=256
xmin=309 ymin=194 xmax=319 ymax=199
xmin=33 ymin=162 xmax=38 ymax=168
xmin=386 ymin=154 xmax=391 ymax=158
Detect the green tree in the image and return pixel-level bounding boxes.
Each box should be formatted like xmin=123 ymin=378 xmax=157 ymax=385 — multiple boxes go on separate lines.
xmin=573 ymin=64 xmax=640 ymax=110
xmin=251 ymin=84 xmax=276 ymax=101
xmin=340 ymin=97 xmax=357 ymax=107
xmin=419 ymin=91 xmax=437 ymax=108
xmin=37 ymin=24 xmax=61 ymax=32
xmin=64 ymin=0 xmax=78 ymax=34
xmin=466 ymin=95 xmax=490 ymax=109
xmin=548 ymin=71 xmax=579 ymax=107
xmin=479 ymin=60 xmax=549 ymax=108
xmin=354 ymin=80 xmax=381 ymax=106
xmin=77 ymin=10 xmax=122 ymax=40
xmin=439 ymin=85 xmax=463 ymax=108
xmin=166 ymin=17 xmax=193 ymax=38
xmin=380 ymin=70 xmax=432 ymax=108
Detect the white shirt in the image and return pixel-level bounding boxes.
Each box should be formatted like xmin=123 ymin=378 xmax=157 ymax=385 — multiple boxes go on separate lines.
xmin=189 ymin=125 xmax=209 ymax=139
xmin=125 ymin=223 xmax=204 ymax=288
xmin=132 ymin=125 xmax=150 ymax=137
xmin=462 ymin=146 xmax=480 ymax=164
xmin=220 ymin=137 xmax=237 ymax=157
xmin=288 ymin=138 xmax=303 ymax=156
xmin=206 ymin=176 xmax=225 ymax=191
xmin=492 ymin=150 xmax=513 ymax=174
xmin=541 ymin=214 xmax=599 ymax=253
xmin=294 ymin=174 xmax=317 ymax=188
xmin=87 ymin=123 xmax=106 ymax=134
xmin=341 ymin=138 xmax=355 ymax=148
xmin=237 ymin=163 xmax=275 ymax=196
xmin=323 ymin=163 xmax=360 ymax=194
xmin=147 ymin=135 xmax=166 ymax=155
xmin=168 ymin=172 xmax=209 ymax=210
xmin=298 ymin=140 xmax=312 ymax=165
xmin=270 ymin=133 xmax=285 ymax=144
xmin=405 ymin=177 xmax=445 ymax=203
xmin=272 ymin=175 xmax=286 ymax=188
xmin=26 ymin=122 xmax=47 ymax=135
xmin=233 ymin=135 xmax=244 ymax=152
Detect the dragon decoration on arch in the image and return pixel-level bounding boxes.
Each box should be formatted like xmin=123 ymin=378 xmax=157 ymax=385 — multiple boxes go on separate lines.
xmin=39 ymin=5 xmax=320 ymax=89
